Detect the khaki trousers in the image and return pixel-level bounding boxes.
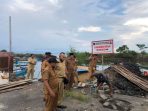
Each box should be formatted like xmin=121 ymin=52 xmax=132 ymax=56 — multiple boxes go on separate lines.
xmin=66 ymin=72 xmax=75 ymax=90
xmin=26 ymin=68 xmax=34 ymax=79
xmin=58 ymin=78 xmax=64 ymax=105
xmin=44 ymin=88 xmax=58 ymax=111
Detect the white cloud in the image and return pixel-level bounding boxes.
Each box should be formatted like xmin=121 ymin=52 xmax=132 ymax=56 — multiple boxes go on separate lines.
xmin=130 ymin=27 xmax=148 ymax=36
xmin=48 ymin=0 xmax=62 ymax=7
xmin=1 ymin=0 xmax=148 ymax=52
xmin=61 ymin=20 xmax=68 ymax=24
xmin=78 ymin=26 xmax=101 ymax=32
xmin=123 ymin=18 xmax=148 ymax=36
xmin=117 ymin=17 xmax=148 ymax=49
xmin=120 ymin=36 xmax=132 ymax=40
xmin=70 ymin=38 xmax=91 ymax=51
xmin=72 ymin=38 xmax=90 ymax=46
xmin=110 ymin=0 xmax=148 ymax=51
xmin=123 ymin=0 xmax=148 ymax=17
xmin=124 ymin=18 xmax=148 ymax=27
xmin=9 ymin=0 xmax=42 ymax=12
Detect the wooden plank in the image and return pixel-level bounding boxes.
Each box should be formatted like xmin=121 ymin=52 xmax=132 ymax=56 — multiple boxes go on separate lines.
xmin=114 ymin=66 xmax=147 ymax=87
xmin=115 ymin=66 xmax=147 ymax=85
xmin=0 ymin=79 xmax=32 ymax=88
xmin=0 ymin=80 xmax=32 ymax=91
xmin=0 ymin=82 xmax=28 ymax=91
xmin=114 ymin=65 xmax=148 ymax=91
xmin=0 ymin=87 xmax=23 ymax=94
xmin=117 ymin=65 xmax=148 ymax=86
xmin=112 ymin=65 xmax=148 ymax=92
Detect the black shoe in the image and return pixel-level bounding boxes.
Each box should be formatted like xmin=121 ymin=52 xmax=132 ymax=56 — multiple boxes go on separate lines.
xmin=57 ymin=105 xmax=67 ymax=109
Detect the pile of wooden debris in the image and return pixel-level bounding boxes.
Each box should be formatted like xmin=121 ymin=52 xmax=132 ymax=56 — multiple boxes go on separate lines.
xmin=105 ymin=63 xmax=148 ymax=96
xmin=0 ymin=79 xmax=32 ymax=94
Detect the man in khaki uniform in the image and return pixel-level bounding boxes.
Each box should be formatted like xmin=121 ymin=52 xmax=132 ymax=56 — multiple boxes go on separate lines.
xmin=26 ymin=54 xmax=36 ymax=79
xmin=73 ymin=55 xmax=79 ymax=83
xmin=41 ymin=52 xmax=52 ymax=77
xmin=88 ymin=54 xmax=99 ymax=79
xmin=55 ymin=52 xmax=67 ymax=108
xmin=65 ymin=53 xmax=77 ymax=90
xmin=42 ymin=57 xmax=59 ymax=111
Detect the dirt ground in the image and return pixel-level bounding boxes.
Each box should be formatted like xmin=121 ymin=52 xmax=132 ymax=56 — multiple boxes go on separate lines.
xmin=0 ymin=82 xmax=147 ymax=111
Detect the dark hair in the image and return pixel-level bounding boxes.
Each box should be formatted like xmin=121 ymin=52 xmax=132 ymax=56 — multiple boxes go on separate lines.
xmin=48 ymin=57 xmax=58 ymax=63
xmin=60 ymin=52 xmax=65 ymax=55
xmin=30 ymin=54 xmax=34 ymax=57
xmin=93 ymin=54 xmax=97 ymax=56
xmin=69 ymin=53 xmax=75 ymax=56
xmin=45 ymin=52 xmax=51 ymax=56
xmin=94 ymin=73 xmax=106 ymax=83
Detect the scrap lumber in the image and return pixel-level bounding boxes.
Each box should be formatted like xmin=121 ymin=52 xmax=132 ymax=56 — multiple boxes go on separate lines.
xmin=111 ymin=65 xmax=148 ymax=92
xmin=0 ymin=79 xmax=32 ymax=88
xmin=0 ymin=79 xmax=32 ymax=92
xmin=0 ymin=87 xmax=23 ymax=94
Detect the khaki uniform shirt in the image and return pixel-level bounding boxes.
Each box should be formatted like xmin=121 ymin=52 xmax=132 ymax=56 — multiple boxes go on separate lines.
xmin=89 ymin=57 xmax=98 ymax=68
xmin=41 ymin=60 xmax=49 ymax=73
xmin=65 ymin=58 xmax=77 ymax=72
xmin=42 ymin=66 xmax=59 ymax=95
xmin=56 ymin=61 xmax=66 ymax=78
xmin=27 ymin=57 xmax=36 ymax=69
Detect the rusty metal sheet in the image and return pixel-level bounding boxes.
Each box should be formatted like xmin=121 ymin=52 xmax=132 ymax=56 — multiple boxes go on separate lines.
xmin=0 ymin=52 xmax=13 ymax=72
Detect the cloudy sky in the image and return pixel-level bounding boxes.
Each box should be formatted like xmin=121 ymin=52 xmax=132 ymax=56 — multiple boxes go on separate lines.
xmin=0 ymin=0 xmax=148 ymax=54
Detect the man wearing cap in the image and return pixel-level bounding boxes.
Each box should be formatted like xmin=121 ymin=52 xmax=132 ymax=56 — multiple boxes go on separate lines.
xmin=65 ymin=53 xmax=77 ymax=90
xmin=26 ymin=54 xmax=36 ymax=79
xmin=42 ymin=57 xmax=59 ymax=111
xmin=55 ymin=52 xmax=67 ymax=108
xmin=88 ymin=54 xmax=99 ymax=79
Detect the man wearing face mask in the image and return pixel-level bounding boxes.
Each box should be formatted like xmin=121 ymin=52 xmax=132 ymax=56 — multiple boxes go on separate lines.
xmin=55 ymin=52 xmax=67 ymax=109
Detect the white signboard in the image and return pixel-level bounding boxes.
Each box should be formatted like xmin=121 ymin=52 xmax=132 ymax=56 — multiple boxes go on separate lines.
xmin=92 ymin=39 xmax=114 ymax=54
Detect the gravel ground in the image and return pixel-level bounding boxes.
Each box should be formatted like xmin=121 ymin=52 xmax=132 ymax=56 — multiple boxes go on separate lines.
xmin=0 ymin=82 xmax=147 ymax=111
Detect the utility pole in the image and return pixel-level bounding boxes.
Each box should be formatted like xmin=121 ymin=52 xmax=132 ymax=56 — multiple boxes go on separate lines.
xmin=9 ymin=16 xmax=13 ymax=82
xmin=9 ymin=16 xmax=12 ymax=53
xmin=102 ymin=55 xmax=104 ymax=71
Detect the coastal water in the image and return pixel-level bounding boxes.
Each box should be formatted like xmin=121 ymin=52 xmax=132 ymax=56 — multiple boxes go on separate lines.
xmin=34 ymin=62 xmax=42 ymax=79
xmin=33 ymin=62 xmax=110 ymax=80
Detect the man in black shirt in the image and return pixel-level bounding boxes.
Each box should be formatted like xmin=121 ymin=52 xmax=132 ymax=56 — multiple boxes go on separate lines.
xmin=93 ymin=73 xmax=113 ymax=96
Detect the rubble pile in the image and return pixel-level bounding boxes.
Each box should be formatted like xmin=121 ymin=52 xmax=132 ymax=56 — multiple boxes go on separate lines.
xmin=114 ymin=73 xmax=147 ymax=96
xmin=100 ymin=98 xmax=132 ymax=111
xmin=106 ymin=63 xmax=148 ymax=96
xmin=122 ymin=63 xmax=148 ymax=80
xmin=122 ymin=63 xmax=141 ymax=75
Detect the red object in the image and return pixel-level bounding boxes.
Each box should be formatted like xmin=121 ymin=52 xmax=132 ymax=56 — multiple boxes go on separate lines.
xmin=144 ymin=71 xmax=148 ymax=76
xmin=0 ymin=52 xmax=13 ymax=72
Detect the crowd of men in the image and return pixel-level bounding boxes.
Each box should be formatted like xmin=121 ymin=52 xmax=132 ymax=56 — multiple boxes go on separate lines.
xmin=26 ymin=52 xmax=113 ymax=111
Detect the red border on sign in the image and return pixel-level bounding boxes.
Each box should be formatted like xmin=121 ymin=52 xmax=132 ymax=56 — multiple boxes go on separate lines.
xmin=91 ymin=39 xmax=114 ymax=54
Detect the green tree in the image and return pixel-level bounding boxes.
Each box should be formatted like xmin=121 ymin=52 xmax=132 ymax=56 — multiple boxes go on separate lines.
xmin=136 ymin=44 xmax=148 ymax=64
xmin=68 ymin=47 xmax=90 ymax=65
xmin=75 ymin=52 xmax=90 ymax=65
xmin=116 ymin=45 xmax=129 ymax=53
xmin=69 ymin=47 xmax=77 ymax=54
xmin=116 ymin=45 xmax=138 ymax=63
xmin=136 ymin=44 xmax=148 ymax=51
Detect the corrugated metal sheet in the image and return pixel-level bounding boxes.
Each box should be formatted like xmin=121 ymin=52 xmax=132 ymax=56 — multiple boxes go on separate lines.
xmin=0 ymin=52 xmax=13 ymax=72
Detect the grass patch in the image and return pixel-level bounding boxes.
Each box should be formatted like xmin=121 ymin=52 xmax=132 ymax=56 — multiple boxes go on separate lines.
xmin=64 ymin=90 xmax=90 ymax=102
